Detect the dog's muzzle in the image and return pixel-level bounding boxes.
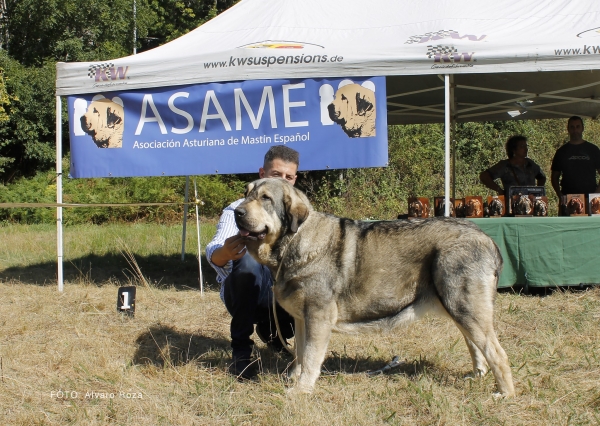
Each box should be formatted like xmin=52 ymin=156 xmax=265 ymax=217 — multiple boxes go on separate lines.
xmin=234 ymin=206 xmax=267 ymax=240
xmin=327 ymin=103 xmax=342 ymax=123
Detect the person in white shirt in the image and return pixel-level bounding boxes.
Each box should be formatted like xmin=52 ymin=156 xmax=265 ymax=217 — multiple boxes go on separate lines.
xmin=206 ymin=146 xmax=299 ymax=379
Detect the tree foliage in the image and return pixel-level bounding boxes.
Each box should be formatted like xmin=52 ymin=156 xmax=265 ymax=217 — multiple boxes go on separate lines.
xmin=1 ymin=0 xmax=163 ymax=64
xmin=0 ymin=0 xmax=238 ymax=182
xmin=0 ymin=52 xmax=60 ymax=182
xmin=142 ymin=0 xmax=238 ymax=50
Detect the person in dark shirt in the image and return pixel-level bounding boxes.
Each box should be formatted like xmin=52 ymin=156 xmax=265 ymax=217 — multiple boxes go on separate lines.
xmin=480 ymin=135 xmax=546 ymax=199
xmin=551 ymin=116 xmax=600 ymax=198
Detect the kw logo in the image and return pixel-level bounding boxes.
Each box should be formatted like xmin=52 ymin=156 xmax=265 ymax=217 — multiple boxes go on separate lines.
xmin=427 ymin=45 xmax=475 ymax=63
xmin=405 ymin=30 xmax=486 ymax=44
xmin=88 ymin=63 xmax=129 ymax=82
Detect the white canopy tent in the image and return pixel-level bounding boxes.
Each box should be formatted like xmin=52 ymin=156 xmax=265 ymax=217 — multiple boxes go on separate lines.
xmin=55 ymin=0 xmax=600 ymax=290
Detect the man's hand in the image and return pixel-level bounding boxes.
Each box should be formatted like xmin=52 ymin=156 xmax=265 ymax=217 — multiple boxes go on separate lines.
xmin=211 ymin=234 xmax=247 ymax=267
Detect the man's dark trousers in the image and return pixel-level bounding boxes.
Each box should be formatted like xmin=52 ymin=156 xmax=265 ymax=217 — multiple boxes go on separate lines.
xmin=223 ymin=252 xmax=294 ymax=360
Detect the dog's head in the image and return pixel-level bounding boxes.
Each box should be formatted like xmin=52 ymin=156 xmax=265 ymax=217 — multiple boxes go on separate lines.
xmin=512 ymin=195 xmax=532 ymax=215
xmin=489 ymin=198 xmax=504 ymax=216
xmin=234 ymin=178 xmax=312 ymax=264
xmin=590 ymin=197 xmax=600 ymax=214
xmin=567 ymin=197 xmax=584 ymax=215
xmin=465 ymin=198 xmax=482 ymax=217
xmin=408 ymin=200 xmax=423 ymax=217
xmin=327 ymin=83 xmax=376 ymax=138
xmin=533 ymin=198 xmax=547 ymax=216
xmin=80 ymin=98 xmax=124 ymax=148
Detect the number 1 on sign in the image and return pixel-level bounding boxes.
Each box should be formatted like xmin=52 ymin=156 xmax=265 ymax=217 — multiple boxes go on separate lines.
xmin=121 ymin=292 xmax=131 ymax=310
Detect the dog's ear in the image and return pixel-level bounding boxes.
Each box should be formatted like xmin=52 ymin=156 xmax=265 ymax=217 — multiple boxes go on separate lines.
xmin=355 ymin=91 xmax=374 ymax=116
xmin=106 ymin=106 xmax=123 ymax=128
xmin=244 ymin=182 xmax=255 ymax=198
xmin=283 ymin=185 xmax=309 ymax=233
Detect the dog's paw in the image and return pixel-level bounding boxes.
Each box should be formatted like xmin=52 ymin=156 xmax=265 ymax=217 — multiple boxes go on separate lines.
xmin=473 ymin=367 xmax=489 ymax=377
xmin=285 ymin=385 xmax=313 ymax=397
xmin=464 ymin=368 xmax=488 ymax=380
xmin=492 ymin=391 xmax=513 ymax=400
xmin=286 ymin=365 xmax=301 ymax=381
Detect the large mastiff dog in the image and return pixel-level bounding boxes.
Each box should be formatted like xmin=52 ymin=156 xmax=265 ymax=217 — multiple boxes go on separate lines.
xmin=234 ymin=178 xmax=514 ymax=397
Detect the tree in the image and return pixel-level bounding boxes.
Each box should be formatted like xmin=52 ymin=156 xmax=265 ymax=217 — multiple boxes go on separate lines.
xmin=140 ymin=0 xmax=238 ymax=51
xmin=0 ymin=52 xmax=60 ymax=182
xmin=0 ymin=0 xmax=239 ymax=181
xmin=1 ymin=0 xmax=239 ymax=65
xmin=2 ymin=0 xmax=154 ymax=65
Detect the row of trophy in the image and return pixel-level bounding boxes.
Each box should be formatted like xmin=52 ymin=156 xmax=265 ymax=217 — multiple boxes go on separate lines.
xmin=406 ymin=188 xmax=600 ymax=218
xmin=559 ymin=193 xmax=600 ymax=216
xmin=407 ymin=194 xmax=547 ymax=218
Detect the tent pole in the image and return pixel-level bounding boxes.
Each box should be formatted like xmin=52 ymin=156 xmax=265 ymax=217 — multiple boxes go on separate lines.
xmin=56 ymin=95 xmax=64 ymax=292
xmin=181 ymin=176 xmax=189 ymax=261
xmin=193 ymin=178 xmax=204 ymax=296
xmin=449 ymin=74 xmax=456 ymax=201
xmin=444 ymin=75 xmax=451 ymax=216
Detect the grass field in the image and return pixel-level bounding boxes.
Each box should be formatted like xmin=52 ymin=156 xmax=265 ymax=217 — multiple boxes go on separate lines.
xmin=1 ymin=223 xmax=600 ymax=425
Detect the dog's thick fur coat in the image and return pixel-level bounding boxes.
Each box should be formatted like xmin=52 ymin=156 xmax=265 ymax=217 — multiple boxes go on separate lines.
xmin=235 ymin=179 xmax=514 ymax=396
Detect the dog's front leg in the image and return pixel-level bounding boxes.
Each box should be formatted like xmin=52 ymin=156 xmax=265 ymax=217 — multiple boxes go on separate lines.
xmin=288 ymin=304 xmax=335 ymax=395
xmin=288 ymin=318 xmax=305 ymax=381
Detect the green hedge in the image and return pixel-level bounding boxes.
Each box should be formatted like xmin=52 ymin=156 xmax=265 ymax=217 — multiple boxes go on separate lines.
xmin=0 ymin=158 xmax=246 ymax=224
xmin=2 ymin=119 xmax=599 ymax=224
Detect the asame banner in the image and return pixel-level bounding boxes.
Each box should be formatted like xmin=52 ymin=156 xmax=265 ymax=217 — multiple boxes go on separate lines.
xmin=67 ymin=76 xmax=387 ymax=178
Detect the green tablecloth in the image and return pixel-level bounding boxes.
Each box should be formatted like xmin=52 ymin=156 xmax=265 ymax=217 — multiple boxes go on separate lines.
xmin=470 ymin=217 xmax=600 ymax=287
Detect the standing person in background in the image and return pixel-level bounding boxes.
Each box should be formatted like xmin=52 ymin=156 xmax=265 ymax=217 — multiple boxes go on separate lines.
xmin=551 ymin=116 xmax=600 ymax=200
xmin=480 ymin=135 xmax=546 ymax=199
xmin=206 ymin=146 xmax=299 ymax=380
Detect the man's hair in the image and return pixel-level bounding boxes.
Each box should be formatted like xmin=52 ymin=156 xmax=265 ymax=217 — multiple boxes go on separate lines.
xmin=263 ymin=146 xmax=300 ymax=168
xmin=568 ymin=115 xmax=584 ymax=128
xmin=505 ymin=135 xmax=527 ymax=159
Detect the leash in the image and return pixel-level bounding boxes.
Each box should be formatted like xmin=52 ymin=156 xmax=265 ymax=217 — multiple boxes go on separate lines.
xmin=271 ymin=224 xmax=303 ymax=356
xmin=366 ymin=355 xmax=405 ymax=376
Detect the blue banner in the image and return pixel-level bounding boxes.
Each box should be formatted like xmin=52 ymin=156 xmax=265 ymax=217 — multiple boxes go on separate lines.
xmin=68 ymin=76 xmax=387 ymax=177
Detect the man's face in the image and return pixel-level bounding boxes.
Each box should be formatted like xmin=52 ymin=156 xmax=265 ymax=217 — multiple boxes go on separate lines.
xmin=514 ymin=140 xmax=528 ymax=158
xmin=567 ymin=119 xmax=584 ymax=141
xmin=259 ymin=158 xmax=298 ymax=185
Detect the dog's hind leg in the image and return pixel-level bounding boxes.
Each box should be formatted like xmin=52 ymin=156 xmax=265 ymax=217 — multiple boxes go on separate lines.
xmin=462 ymin=334 xmax=489 ymax=377
xmin=440 ymin=276 xmax=514 ymax=397
xmin=453 ymin=320 xmax=514 ymax=397
xmin=434 ymin=247 xmax=514 ymax=396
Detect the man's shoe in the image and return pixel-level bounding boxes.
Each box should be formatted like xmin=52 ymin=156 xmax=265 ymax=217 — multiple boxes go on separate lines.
xmin=228 ymin=357 xmax=258 ymax=380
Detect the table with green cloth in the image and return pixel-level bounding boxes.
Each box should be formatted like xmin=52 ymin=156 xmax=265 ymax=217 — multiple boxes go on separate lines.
xmin=469 ymin=217 xmax=600 ymax=288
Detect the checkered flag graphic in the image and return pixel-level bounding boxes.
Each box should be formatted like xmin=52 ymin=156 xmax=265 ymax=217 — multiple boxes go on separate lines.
xmin=426 ymin=45 xmax=457 ymax=58
xmin=88 ymin=63 xmax=114 ymax=79
xmin=405 ymin=30 xmax=456 ymax=44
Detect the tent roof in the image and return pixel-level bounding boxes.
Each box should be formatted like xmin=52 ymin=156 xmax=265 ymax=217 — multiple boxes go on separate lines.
xmin=56 ymin=0 xmax=600 ymax=123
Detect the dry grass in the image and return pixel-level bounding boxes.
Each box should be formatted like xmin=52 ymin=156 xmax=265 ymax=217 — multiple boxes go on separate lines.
xmin=1 ymin=224 xmax=600 ymax=425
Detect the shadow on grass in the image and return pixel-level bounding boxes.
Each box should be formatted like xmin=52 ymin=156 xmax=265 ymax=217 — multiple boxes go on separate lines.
xmin=0 ymin=253 xmax=219 ymax=291
xmin=132 ymin=324 xmax=457 ymax=387
xmin=320 ymin=352 xmax=437 ymax=378
xmin=133 ymin=324 xmax=230 ymax=368
xmin=498 ymin=284 xmax=596 ymax=297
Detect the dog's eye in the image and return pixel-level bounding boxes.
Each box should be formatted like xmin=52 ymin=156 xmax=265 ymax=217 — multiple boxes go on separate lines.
xmin=261 ymin=194 xmax=271 ymax=202
xmin=341 ymin=94 xmax=347 ymax=101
